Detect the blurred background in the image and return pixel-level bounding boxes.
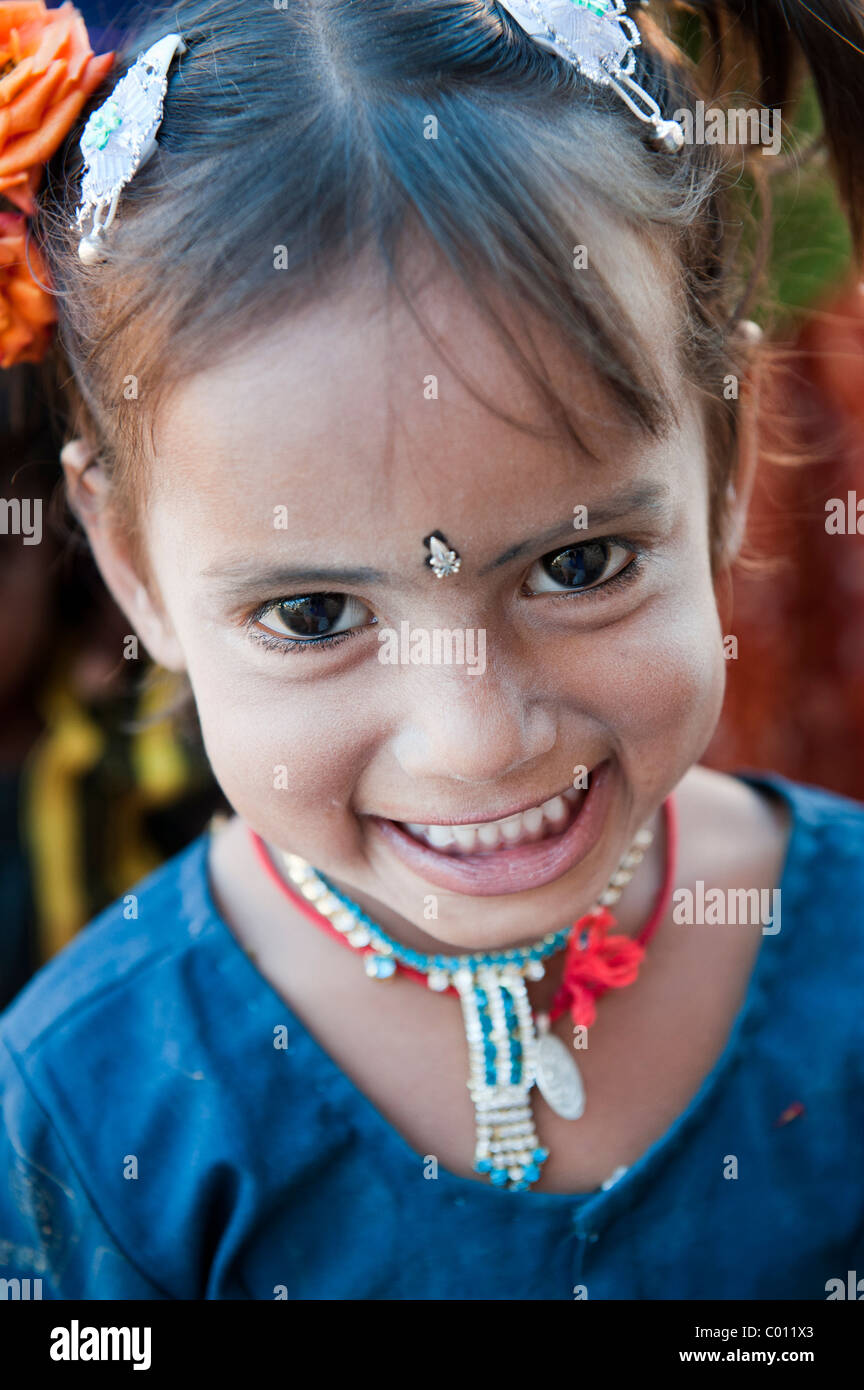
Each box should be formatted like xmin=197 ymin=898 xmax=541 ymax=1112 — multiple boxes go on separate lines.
xmin=1 ymin=3 xmax=863 ymax=1010
xmin=0 ymin=358 xmax=226 ymax=1010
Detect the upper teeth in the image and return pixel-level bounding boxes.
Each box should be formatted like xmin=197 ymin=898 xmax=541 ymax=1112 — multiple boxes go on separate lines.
xmin=404 ymin=787 xmax=581 ymax=853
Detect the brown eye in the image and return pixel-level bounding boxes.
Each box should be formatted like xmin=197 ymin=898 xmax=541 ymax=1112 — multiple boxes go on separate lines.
xmin=255 ymin=593 xmax=371 ymax=641
xmin=526 ymin=541 xmax=636 ymax=594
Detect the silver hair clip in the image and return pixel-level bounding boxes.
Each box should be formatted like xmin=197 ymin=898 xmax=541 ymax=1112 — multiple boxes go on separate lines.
xmin=73 ymin=33 xmax=186 ymax=264
xmin=497 ymin=0 xmax=685 ymax=153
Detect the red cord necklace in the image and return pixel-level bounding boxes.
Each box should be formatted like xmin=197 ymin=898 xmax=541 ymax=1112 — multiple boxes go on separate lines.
xmin=248 ymin=797 xmax=678 ymax=1193
xmin=250 ymin=794 xmax=677 ymax=1030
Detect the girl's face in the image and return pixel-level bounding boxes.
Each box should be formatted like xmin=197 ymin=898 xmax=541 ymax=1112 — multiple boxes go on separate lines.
xmin=113 ymin=235 xmax=730 ymax=950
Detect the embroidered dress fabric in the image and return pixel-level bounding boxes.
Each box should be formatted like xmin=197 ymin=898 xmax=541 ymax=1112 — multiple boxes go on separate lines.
xmin=0 ymin=774 xmax=862 ymax=1300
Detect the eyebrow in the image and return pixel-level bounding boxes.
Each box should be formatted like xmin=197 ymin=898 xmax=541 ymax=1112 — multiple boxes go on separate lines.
xmin=202 ymin=481 xmax=672 ymax=592
xmin=479 ymin=481 xmax=672 ymax=574
xmin=202 ymin=562 xmax=389 ymax=591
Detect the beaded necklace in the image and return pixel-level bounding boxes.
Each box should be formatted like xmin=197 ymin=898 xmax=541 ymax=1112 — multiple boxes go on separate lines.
xmin=249 ymin=797 xmax=677 ymax=1192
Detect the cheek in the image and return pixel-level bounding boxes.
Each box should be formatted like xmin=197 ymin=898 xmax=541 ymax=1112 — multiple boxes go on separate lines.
xmin=583 ymin=588 xmax=726 ymax=777
xmin=182 ymin=643 xmax=379 ymax=850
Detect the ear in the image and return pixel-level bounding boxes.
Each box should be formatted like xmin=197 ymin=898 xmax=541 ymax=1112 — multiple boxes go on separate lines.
xmin=60 ymin=439 xmax=187 ymax=673
xmin=716 ymin=320 xmax=764 ymax=569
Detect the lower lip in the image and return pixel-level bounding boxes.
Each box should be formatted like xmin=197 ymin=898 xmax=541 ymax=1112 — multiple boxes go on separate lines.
xmin=369 ymin=762 xmax=614 ymax=897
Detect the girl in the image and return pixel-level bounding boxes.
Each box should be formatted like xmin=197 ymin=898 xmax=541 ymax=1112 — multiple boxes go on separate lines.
xmin=1 ymin=0 xmax=863 ymax=1300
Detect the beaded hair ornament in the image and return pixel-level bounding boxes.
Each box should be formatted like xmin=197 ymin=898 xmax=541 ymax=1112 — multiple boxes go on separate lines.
xmin=73 ymin=32 xmax=186 ymax=263
xmin=497 ymin=0 xmax=685 ymax=153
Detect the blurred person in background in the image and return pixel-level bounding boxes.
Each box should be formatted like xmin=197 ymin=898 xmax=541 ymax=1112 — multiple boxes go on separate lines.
xmin=0 ymin=359 xmax=223 ymax=1010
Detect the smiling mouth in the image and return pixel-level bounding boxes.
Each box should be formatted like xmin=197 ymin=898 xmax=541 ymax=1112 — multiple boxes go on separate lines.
xmin=398 ymin=783 xmax=585 ymax=856
xmin=371 ymin=764 xmax=611 ymax=897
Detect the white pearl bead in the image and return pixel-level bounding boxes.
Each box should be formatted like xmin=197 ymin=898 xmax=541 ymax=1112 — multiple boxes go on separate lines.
xmin=78 ymin=235 xmax=104 ymax=264
xmin=300 ymin=879 xmax=327 ymax=900
xmin=649 ymin=119 xmax=686 ymax=155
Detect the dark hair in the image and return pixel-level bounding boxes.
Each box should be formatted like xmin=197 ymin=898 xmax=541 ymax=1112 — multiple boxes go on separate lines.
xmin=36 ymin=0 xmax=864 ymax=571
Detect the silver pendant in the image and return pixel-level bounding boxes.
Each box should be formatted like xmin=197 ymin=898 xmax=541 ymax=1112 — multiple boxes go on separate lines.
xmin=453 ymin=968 xmax=550 ymax=1191
xmin=535 ymin=1030 xmax=586 ymax=1120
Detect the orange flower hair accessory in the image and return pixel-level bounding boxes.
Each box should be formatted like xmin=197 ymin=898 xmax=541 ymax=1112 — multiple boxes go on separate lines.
xmin=0 ymin=1 xmax=114 ymax=365
xmin=0 ymin=208 xmax=53 ymax=363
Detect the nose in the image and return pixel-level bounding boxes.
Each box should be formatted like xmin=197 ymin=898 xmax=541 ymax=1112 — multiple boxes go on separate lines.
xmin=390 ymin=663 xmax=557 ymax=786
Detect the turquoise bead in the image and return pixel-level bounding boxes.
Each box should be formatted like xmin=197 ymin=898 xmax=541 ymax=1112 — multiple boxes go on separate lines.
xmin=368 ymin=956 xmax=396 ymax=978
xmin=82 ymin=100 xmax=122 ymax=152
xmin=574 ymin=0 xmax=610 ymax=16
xmin=315 ymin=867 xmax=576 ymax=983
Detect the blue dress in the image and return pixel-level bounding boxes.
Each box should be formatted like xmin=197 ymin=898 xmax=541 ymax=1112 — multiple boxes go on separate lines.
xmin=1 ymin=773 xmax=862 ymax=1300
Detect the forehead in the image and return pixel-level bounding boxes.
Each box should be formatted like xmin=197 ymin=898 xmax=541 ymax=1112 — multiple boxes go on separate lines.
xmin=148 ymin=227 xmax=703 ymax=551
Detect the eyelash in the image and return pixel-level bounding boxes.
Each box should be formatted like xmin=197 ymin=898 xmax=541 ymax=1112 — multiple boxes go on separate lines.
xmin=246 ymin=538 xmax=645 ymax=655
xmin=247 ymin=625 xmax=368 ymax=657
